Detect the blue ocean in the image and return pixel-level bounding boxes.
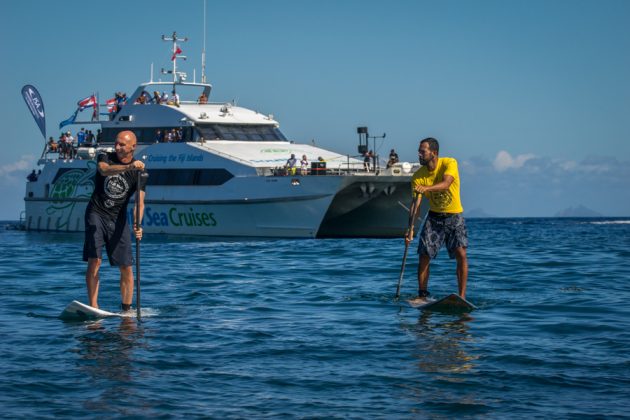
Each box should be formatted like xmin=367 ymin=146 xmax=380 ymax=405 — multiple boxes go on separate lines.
xmin=1 ymin=218 xmax=629 ymax=418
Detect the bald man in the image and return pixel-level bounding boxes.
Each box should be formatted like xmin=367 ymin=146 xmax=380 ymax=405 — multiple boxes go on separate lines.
xmin=83 ymin=130 xmax=146 ymax=311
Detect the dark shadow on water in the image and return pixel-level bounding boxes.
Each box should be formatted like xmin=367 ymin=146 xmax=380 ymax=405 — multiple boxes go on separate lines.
xmin=73 ymin=318 xmax=149 ymax=414
xmin=403 ymin=311 xmax=478 ymax=375
xmin=397 ymin=311 xmax=487 ymax=416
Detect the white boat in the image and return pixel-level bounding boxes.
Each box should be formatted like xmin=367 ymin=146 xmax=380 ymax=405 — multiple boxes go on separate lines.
xmin=24 ymin=34 xmax=417 ymax=238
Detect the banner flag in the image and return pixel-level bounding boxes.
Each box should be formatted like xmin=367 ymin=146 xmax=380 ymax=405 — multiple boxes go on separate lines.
xmin=59 ymin=110 xmax=78 ymax=130
xmin=77 ymin=94 xmax=97 ymax=111
xmin=106 ymin=98 xmax=117 ymax=113
xmin=21 ymin=85 xmax=46 ymax=139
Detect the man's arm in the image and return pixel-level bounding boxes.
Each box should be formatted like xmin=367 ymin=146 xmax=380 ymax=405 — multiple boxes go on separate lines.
xmin=415 ymin=174 xmax=454 ymax=194
xmin=98 ymin=160 xmax=145 ymax=176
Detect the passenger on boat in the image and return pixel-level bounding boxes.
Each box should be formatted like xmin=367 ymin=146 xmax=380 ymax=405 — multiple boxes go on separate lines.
xmin=27 ymin=170 xmax=37 ymax=182
xmin=198 ymin=92 xmax=208 ymax=104
xmin=154 ymin=129 xmax=164 ymax=143
xmin=153 ymin=91 xmax=162 ymax=104
xmin=300 ymin=155 xmax=309 ymax=175
xmin=85 ymin=130 xmax=95 ymax=146
xmin=170 ymin=90 xmax=180 ymax=107
xmin=387 ymin=149 xmax=399 ymax=168
xmin=96 ymin=129 xmax=103 ymax=145
xmin=285 ymin=154 xmax=297 ymax=175
xmin=77 ymin=128 xmax=86 ymax=147
xmin=363 ymin=150 xmax=373 ymax=172
xmin=63 ymin=131 xmax=75 ymax=159
xmin=47 ymin=137 xmax=58 ymax=153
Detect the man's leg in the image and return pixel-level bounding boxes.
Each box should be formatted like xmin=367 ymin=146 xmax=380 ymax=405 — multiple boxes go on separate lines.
xmin=453 ymin=247 xmax=468 ymax=298
xmin=86 ymin=258 xmax=101 ymax=308
xmin=417 ymin=254 xmax=431 ymax=297
xmin=119 ymin=265 xmax=134 ymax=310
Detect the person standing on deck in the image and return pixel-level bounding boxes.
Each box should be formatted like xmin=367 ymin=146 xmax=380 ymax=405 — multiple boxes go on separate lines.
xmin=83 ymin=130 xmax=147 ymax=311
xmin=405 ymin=137 xmax=468 ymax=299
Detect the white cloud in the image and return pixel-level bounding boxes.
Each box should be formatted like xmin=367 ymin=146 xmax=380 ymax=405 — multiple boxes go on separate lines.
xmin=493 ymin=150 xmax=536 ymax=172
xmin=0 ymin=155 xmax=36 ymax=179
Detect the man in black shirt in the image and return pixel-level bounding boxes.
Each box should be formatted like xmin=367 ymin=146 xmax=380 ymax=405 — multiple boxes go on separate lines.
xmin=83 ymin=130 xmax=147 ymax=311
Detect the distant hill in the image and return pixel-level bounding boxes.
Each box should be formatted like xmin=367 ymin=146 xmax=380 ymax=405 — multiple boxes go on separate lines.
xmin=464 ymin=208 xmax=496 ymax=218
xmin=554 ymin=205 xmax=603 ymax=217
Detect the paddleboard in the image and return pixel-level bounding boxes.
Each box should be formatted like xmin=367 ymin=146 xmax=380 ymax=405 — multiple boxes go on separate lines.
xmin=59 ymin=300 xmax=120 ymax=320
xmin=408 ymin=293 xmax=476 ymax=313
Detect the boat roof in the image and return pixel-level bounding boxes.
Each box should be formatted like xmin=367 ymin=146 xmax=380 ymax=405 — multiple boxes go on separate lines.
xmin=177 ymin=103 xmax=278 ymax=125
xmin=112 ymin=81 xmax=280 ymax=126
xmin=197 ymin=141 xmax=363 ymax=168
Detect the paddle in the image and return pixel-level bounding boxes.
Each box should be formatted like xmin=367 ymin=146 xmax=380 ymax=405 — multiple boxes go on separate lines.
xmin=135 ymin=170 xmax=143 ymax=320
xmin=395 ymin=197 xmax=425 ymax=300
xmin=395 ymin=238 xmax=411 ymax=300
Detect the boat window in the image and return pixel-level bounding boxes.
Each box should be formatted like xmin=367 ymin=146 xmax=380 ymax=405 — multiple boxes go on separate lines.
xmin=148 ymin=169 xmax=234 ymax=186
xmin=101 ymin=127 xmax=193 ymax=144
xmin=196 ymin=124 xmax=287 ymax=141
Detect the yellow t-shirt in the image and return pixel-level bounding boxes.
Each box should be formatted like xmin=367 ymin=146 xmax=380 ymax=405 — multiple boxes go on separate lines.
xmin=411 ymin=157 xmax=464 ymax=213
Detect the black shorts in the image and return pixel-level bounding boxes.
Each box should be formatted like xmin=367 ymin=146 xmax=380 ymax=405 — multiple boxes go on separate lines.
xmin=83 ymin=210 xmax=133 ymax=266
xmin=418 ymin=211 xmax=468 ymax=259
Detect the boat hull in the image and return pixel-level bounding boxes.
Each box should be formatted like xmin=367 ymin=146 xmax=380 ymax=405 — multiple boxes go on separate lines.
xmin=24 ymin=144 xmax=415 ymax=238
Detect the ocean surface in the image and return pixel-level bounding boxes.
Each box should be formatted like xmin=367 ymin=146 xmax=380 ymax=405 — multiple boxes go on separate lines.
xmin=1 ymin=218 xmax=629 ymax=418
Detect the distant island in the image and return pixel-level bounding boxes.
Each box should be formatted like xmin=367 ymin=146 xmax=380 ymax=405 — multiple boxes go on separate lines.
xmin=554 ymin=205 xmax=603 ymax=218
xmin=464 ymin=208 xmax=496 ymax=218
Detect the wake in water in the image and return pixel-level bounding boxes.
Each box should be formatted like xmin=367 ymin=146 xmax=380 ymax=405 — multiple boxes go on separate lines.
xmin=589 ymin=220 xmax=630 ymax=225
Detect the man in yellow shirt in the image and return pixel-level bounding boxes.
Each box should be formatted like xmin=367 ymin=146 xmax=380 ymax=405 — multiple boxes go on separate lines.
xmin=405 ymin=137 xmax=468 ymax=299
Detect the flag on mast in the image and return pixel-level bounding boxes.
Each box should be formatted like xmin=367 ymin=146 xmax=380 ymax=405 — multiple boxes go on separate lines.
xmin=171 ymin=46 xmax=182 ymax=61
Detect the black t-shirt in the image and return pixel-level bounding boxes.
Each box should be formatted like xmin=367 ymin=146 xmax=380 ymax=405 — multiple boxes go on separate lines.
xmin=87 ymin=152 xmax=147 ymax=220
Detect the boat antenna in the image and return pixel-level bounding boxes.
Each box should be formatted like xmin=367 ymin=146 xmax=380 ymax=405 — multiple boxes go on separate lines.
xmin=201 ymin=0 xmax=207 ymax=84
xmin=161 ymin=31 xmax=188 ymax=87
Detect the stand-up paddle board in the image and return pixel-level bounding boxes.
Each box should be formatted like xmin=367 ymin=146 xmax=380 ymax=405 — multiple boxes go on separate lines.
xmin=59 ymin=300 xmax=121 ymax=320
xmin=408 ymin=293 xmax=476 ymax=313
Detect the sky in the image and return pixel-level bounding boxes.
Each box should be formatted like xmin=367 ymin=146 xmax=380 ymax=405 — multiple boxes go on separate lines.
xmin=1 ymin=0 xmax=629 ymax=218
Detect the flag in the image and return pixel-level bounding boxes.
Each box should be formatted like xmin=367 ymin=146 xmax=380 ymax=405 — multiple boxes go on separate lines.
xmin=21 ymin=85 xmax=46 ymax=139
xmin=171 ymin=46 xmax=182 ymax=61
xmin=77 ymin=94 xmax=97 ymax=111
xmin=59 ymin=110 xmax=78 ymax=130
xmin=106 ymin=98 xmax=117 ymax=113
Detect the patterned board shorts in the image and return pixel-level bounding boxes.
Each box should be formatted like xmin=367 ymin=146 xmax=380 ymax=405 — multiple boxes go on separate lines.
xmin=418 ymin=212 xmax=468 ymax=259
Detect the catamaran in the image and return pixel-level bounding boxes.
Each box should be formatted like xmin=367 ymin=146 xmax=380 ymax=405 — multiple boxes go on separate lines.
xmin=23 ymin=33 xmax=417 ymax=238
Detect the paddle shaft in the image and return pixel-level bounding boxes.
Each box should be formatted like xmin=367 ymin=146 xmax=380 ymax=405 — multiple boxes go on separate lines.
xmin=395 ymin=242 xmax=410 ymax=299
xmin=135 ymin=171 xmax=142 ymax=319
xmin=395 ymin=201 xmax=427 ymax=299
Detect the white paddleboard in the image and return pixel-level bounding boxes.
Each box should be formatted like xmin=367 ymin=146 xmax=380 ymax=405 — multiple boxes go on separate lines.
xmin=408 ymin=293 xmax=476 ymax=313
xmin=59 ymin=300 xmax=121 ymax=320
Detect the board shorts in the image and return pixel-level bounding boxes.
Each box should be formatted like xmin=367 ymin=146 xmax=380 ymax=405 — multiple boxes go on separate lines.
xmin=83 ymin=210 xmax=133 ymax=266
xmin=418 ymin=211 xmax=468 ymax=259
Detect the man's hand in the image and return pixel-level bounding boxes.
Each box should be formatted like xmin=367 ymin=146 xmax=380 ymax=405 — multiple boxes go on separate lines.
xmin=414 ymin=185 xmax=427 ymax=195
xmin=134 ymin=225 xmax=143 ymax=240
xmin=405 ymin=227 xmax=414 ymax=245
xmin=129 ymin=160 xmax=145 ymax=171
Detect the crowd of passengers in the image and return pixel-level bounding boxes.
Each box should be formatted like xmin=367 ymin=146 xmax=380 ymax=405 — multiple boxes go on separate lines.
xmin=46 ymin=128 xmax=103 ymax=159
xmin=153 ymin=128 xmax=184 ymax=142
xmin=131 ymin=90 xmax=208 ymax=107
